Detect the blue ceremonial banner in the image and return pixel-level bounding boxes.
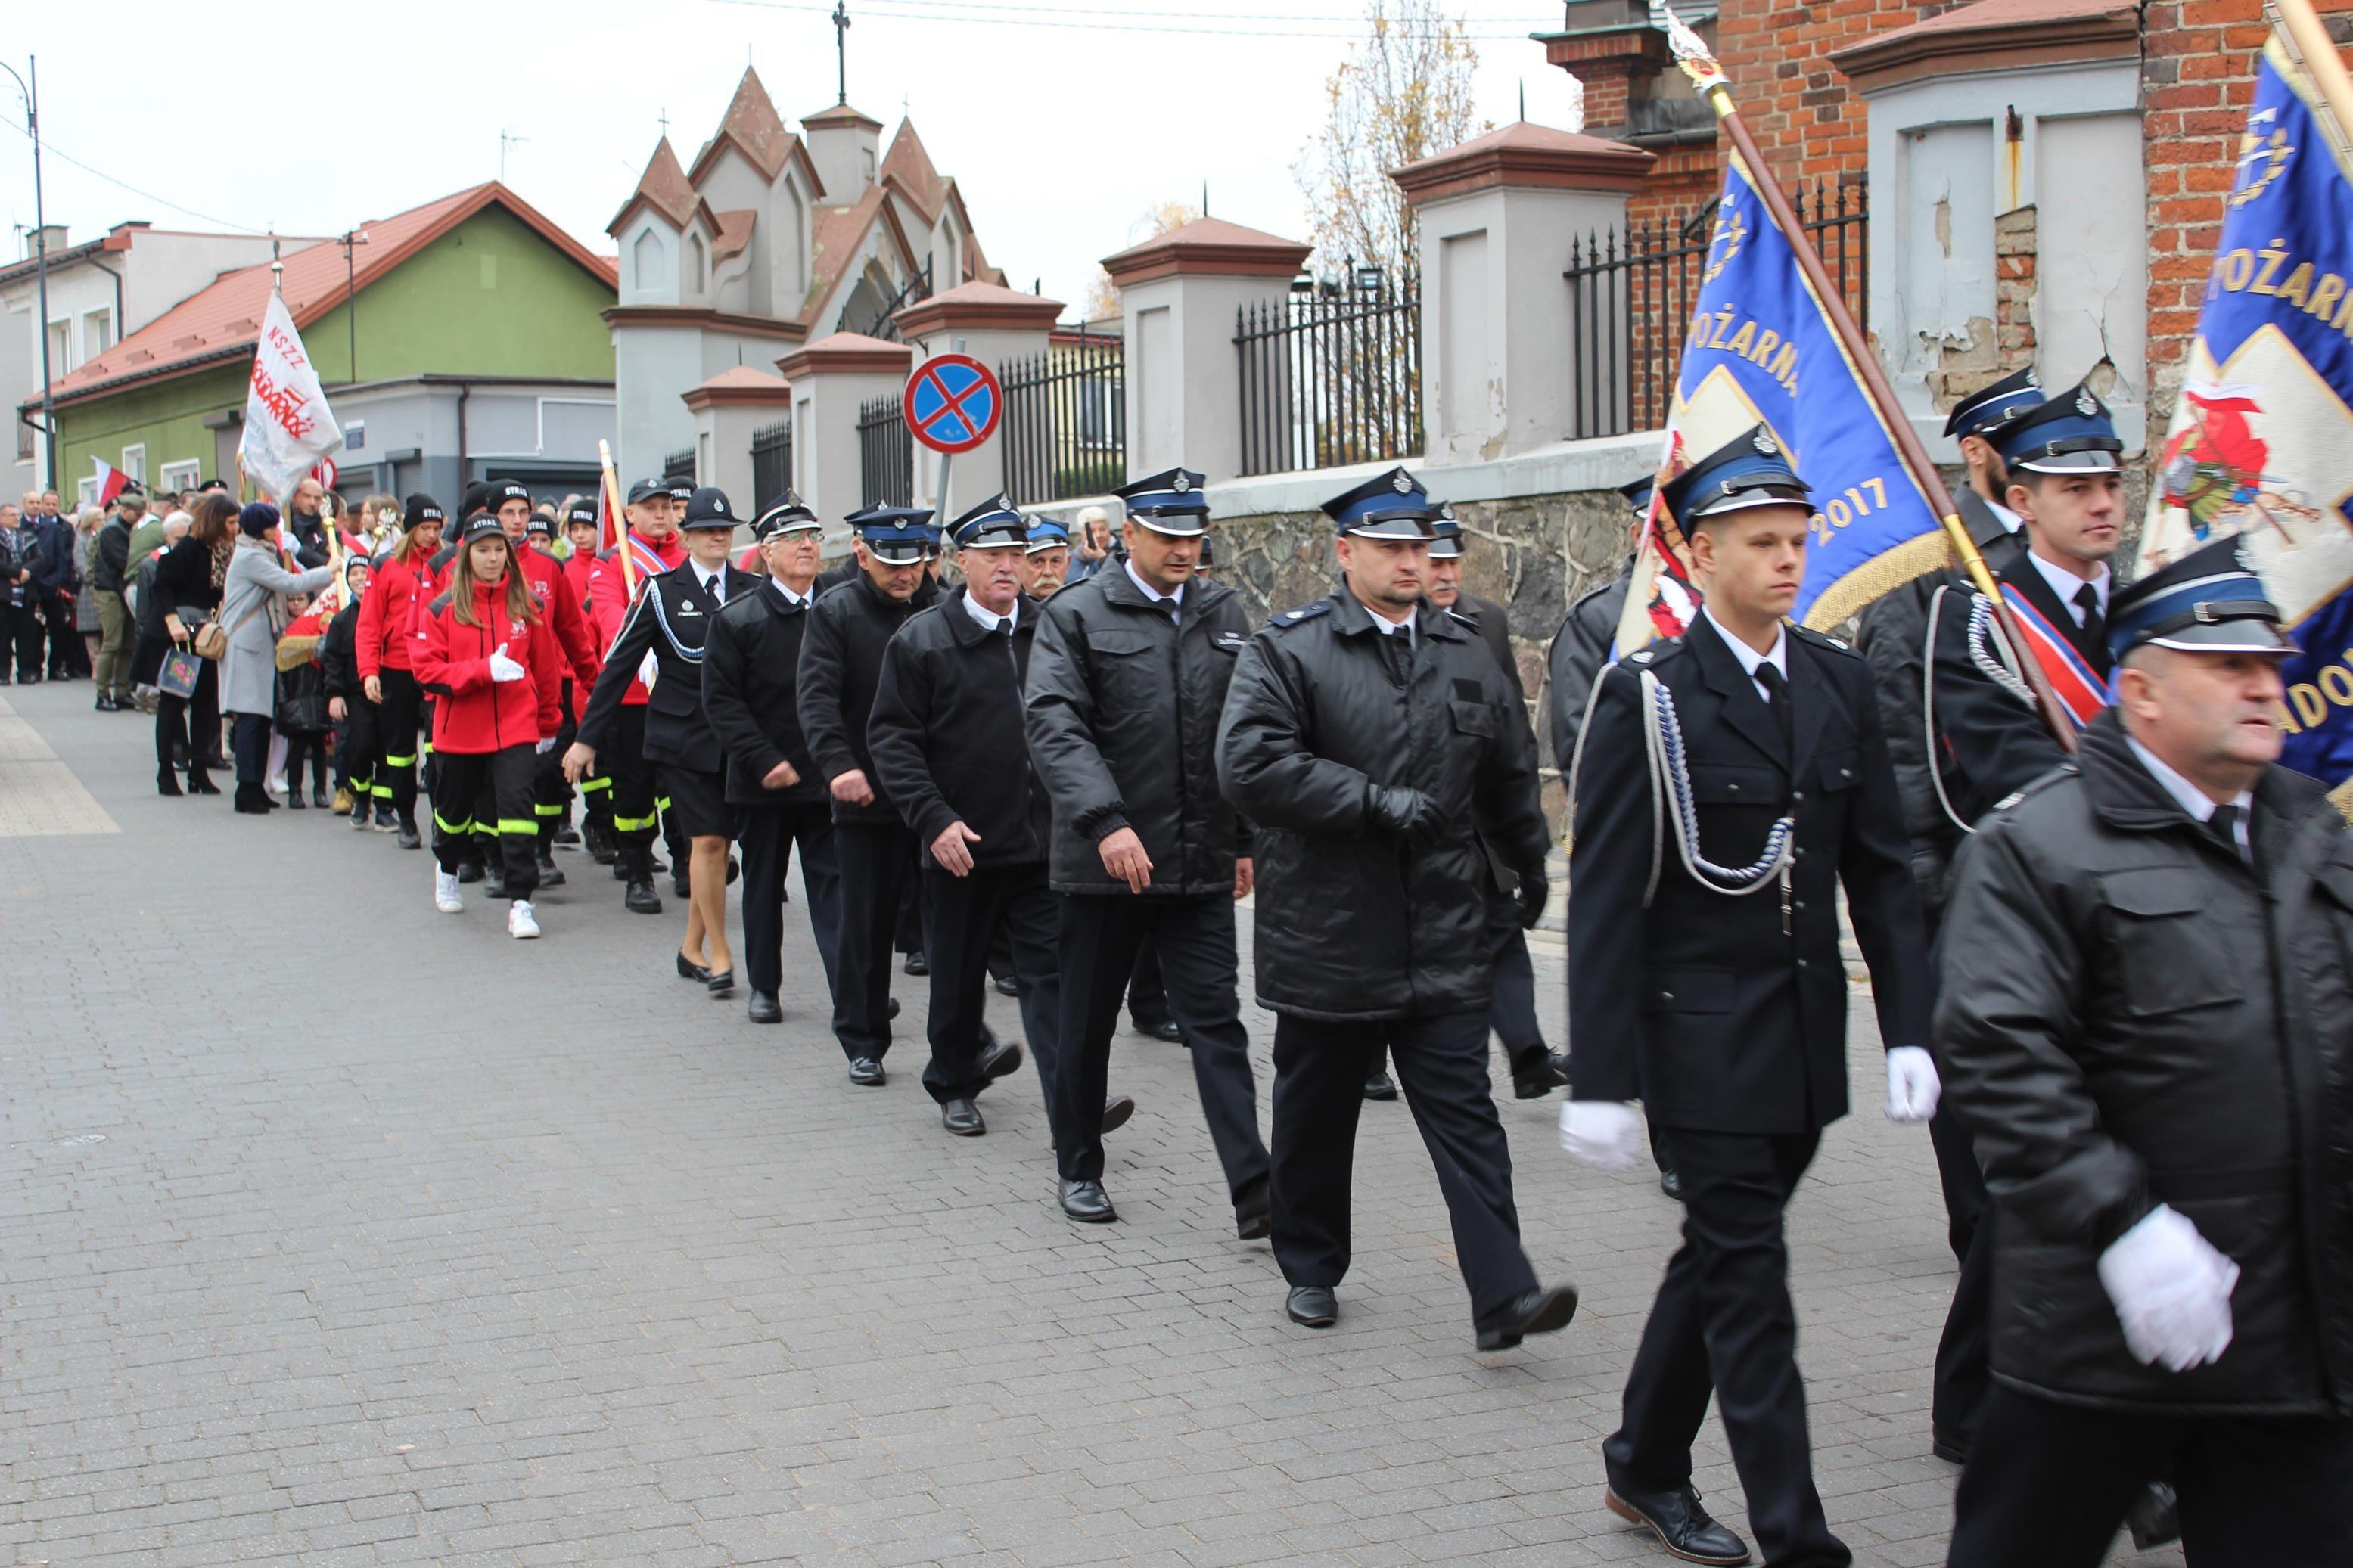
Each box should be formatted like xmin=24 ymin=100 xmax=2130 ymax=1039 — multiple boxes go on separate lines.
xmin=1618 ymin=154 xmax=1950 ymax=651
xmin=2141 ymin=30 xmax=2353 ymax=812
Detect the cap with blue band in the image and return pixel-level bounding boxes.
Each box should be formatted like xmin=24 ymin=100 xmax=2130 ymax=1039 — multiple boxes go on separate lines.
xmin=1025 ymin=517 xmax=1071 ymax=554
xmin=1114 ymin=467 xmax=1210 ymax=536
xmin=1320 ymin=466 xmax=1440 ymax=539
xmin=1987 ymin=381 xmax=2123 ymax=474
xmin=847 ymin=503 xmax=937 ymax=564
xmin=1661 ymin=426 xmax=1812 ymax=524
xmin=2106 ymin=536 xmax=2295 ymax=660
xmin=1944 ymin=366 xmax=2044 ymax=441
xmin=950 ymin=493 xmax=1029 ymax=551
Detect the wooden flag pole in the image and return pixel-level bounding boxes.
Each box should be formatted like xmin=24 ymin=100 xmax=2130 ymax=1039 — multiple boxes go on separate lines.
xmin=1665 ymin=10 xmax=2078 ymax=752
xmin=598 ymin=439 xmax=636 ymax=601
xmin=2274 ymin=0 xmax=2353 ymax=149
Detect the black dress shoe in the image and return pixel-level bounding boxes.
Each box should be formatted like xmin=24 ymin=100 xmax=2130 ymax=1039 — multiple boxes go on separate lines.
xmin=157 ymin=768 xmax=182 ymax=797
xmin=188 ymin=773 xmax=221 ymax=795
xmin=979 ymin=1039 xmax=1023 ymax=1086
xmin=1605 ymin=1485 xmax=1750 ymax=1566
xmin=584 ymin=822 xmax=617 ymax=863
xmin=903 ymin=951 xmax=929 ymax=977
xmin=726 ymin=854 xmax=739 ymax=886
xmin=676 ymin=951 xmax=710 ymax=983
xmin=395 ymin=817 xmax=421 ymax=847
xmin=312 ymin=786 xmax=331 ymax=809
xmin=1060 ymin=1178 xmax=1117 ymax=1222
xmin=992 ymin=973 xmax=1019 ymax=997
xmin=747 ymin=991 xmax=782 ymax=1024
xmin=1363 ymin=1071 xmax=1399 ymax=1102
xmin=648 ymin=855 xmax=668 ymax=876
xmin=1144 ymin=1019 xmax=1185 ymax=1044
xmin=286 ymin=788 xmax=307 ymax=809
xmin=1236 ymin=1203 xmax=1273 ymax=1241
xmin=1512 ymin=1051 xmax=1568 ymax=1100
xmin=1475 ymin=1283 xmax=1580 ymax=1351
xmin=625 ymin=880 xmax=663 ymax=914
xmin=673 ymin=871 xmax=692 ymax=899
xmin=1099 ymin=1094 xmax=1135 ymax=1135
xmin=2126 ymin=1481 xmax=2181 ymax=1551
xmin=848 ymin=1057 xmax=886 ymax=1087
xmin=706 ymin=969 xmax=735 ymax=997
xmin=1929 ymin=1427 xmax=1969 ymax=1466
xmin=1659 ymin=1166 xmax=1685 ymax=1202
xmin=942 ymin=1098 xmax=985 ymax=1135
xmin=1285 ymin=1286 xmax=1338 ymax=1328
xmin=887 ymin=997 xmax=901 ymax=1020
xmin=456 ymin=858 xmax=485 ymax=885
xmin=95 ymin=693 xmax=115 ymax=711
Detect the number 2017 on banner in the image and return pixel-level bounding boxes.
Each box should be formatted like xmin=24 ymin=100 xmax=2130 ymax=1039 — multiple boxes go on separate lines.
xmin=1811 ymin=475 xmax=1890 ymax=544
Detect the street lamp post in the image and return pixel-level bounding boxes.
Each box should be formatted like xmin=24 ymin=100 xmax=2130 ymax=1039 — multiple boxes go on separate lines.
xmin=1 ymin=57 xmax=52 ymax=491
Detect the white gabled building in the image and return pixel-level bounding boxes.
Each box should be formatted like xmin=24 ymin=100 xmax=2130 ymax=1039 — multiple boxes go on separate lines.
xmin=605 ymin=69 xmax=1004 ymax=483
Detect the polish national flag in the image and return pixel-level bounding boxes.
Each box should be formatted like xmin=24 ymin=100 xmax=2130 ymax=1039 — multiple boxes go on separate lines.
xmin=91 ymin=458 xmax=129 ymax=509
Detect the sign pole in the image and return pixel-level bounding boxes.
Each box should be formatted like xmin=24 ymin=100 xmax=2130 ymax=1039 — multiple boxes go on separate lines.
xmin=1665 ymin=8 xmax=2076 ymax=753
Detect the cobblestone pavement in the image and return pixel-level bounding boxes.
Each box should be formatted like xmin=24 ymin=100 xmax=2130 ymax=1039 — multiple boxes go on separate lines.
xmin=1 ymin=679 xmax=2181 ymax=1566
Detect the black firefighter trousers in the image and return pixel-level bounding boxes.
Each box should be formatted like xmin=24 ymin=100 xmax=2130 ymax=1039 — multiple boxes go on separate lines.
xmin=1052 ymin=893 xmax=1268 ymax=1206
xmin=1270 ymin=1009 xmax=1538 ymax=1322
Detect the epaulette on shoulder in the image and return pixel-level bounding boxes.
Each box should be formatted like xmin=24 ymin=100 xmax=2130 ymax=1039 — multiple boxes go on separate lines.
xmin=1791 ymin=623 xmax=1858 ymax=657
xmin=1989 ymin=761 xmax=2081 ymax=815
xmin=1267 ymin=601 xmax=1332 ymax=631
xmin=1618 ymin=635 xmax=1684 ymax=669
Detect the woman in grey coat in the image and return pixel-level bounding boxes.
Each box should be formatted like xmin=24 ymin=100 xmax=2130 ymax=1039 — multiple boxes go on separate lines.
xmin=220 ymin=501 xmax=333 ymax=815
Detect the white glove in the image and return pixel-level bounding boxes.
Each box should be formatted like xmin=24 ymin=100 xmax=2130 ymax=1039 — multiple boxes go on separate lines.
xmin=1885 ymin=1046 xmax=1941 ymax=1122
xmin=1560 ymin=1100 xmax=1646 ymax=1172
xmin=2097 ymin=1204 xmax=2240 ymax=1373
xmin=486 ymin=641 xmax=526 ymax=683
xmin=534 ymin=737 xmax=556 ymax=755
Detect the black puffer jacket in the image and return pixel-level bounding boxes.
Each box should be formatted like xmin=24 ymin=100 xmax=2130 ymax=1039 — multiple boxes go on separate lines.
xmin=1938 ymin=709 xmax=2353 ymax=1416
xmin=1024 ymin=567 xmax=1252 ymax=896
xmin=866 ymin=586 xmax=1049 ymax=869
xmin=1852 ymin=489 xmax=2026 ymax=923
xmin=702 ymin=582 xmax=825 ymax=808
xmin=1217 ymin=586 xmax=1550 ymax=1022
xmin=797 ymin=570 xmax=942 ymax=825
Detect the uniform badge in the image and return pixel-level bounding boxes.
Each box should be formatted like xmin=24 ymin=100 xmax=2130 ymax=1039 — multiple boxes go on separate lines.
xmin=1391 ymin=471 xmax=1413 ymax=493
xmin=2077 ymin=388 xmax=2099 ymax=417
xmin=1754 ymin=429 xmax=1780 ymax=457
xmin=1630 ymin=649 xmax=1652 ymax=663
xmin=1172 ymin=473 xmax=1192 ymax=493
xmin=678 ymin=600 xmax=703 ymax=616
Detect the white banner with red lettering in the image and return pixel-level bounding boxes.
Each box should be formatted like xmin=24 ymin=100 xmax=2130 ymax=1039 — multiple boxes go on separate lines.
xmin=238 ymin=290 xmax=343 ymax=501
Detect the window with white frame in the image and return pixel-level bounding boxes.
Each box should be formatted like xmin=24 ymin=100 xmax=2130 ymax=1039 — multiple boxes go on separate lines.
xmin=84 ymin=309 xmax=112 ymax=357
xmin=120 ymin=444 xmax=146 ymax=484
xmin=77 ymin=475 xmax=97 ymax=506
xmin=160 ymin=460 xmax=200 ymax=495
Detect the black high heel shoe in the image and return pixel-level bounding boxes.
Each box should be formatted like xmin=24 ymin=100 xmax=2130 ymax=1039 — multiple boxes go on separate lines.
xmin=676 ymin=951 xmax=710 ymax=983
xmin=187 ymin=772 xmax=221 ymax=796
xmin=157 ymin=767 xmax=183 ymax=797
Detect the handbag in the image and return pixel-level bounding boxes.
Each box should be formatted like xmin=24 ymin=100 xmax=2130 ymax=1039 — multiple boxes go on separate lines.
xmin=193 ymin=600 xmax=263 ymax=661
xmin=157 ymin=643 xmax=203 ymax=700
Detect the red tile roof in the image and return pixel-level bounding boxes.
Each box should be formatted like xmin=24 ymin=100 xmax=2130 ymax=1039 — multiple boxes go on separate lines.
xmin=42 ymin=182 xmax=614 ymax=407
xmin=608 ymin=137 xmax=698 ymax=237
xmin=711 ymin=210 xmax=757 ymax=263
xmin=879 ymin=122 xmax=947 ymax=222
xmin=692 ymin=68 xmax=797 ymax=184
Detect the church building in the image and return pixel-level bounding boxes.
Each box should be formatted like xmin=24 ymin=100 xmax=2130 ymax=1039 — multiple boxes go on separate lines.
xmin=605 ymin=67 xmax=1003 ymax=480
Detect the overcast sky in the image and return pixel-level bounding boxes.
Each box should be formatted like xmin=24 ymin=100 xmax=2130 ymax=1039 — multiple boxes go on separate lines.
xmin=1 ymin=0 xmax=1582 ymax=316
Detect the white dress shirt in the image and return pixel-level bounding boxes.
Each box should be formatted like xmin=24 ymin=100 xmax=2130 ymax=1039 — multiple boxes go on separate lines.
xmin=1124 ymin=557 xmax=1184 ymax=620
xmin=1366 ymin=605 xmax=1416 ymax=650
xmin=2029 ymin=551 xmax=2111 ymax=628
xmin=2128 ymin=735 xmax=2254 ymax=854
xmin=1702 ymin=606 xmax=1789 ymax=703
xmin=769 ymin=576 xmax=810 ymax=610
xmin=692 ymin=560 xmax=726 ymax=601
xmin=961 ymin=591 xmax=1015 ymax=635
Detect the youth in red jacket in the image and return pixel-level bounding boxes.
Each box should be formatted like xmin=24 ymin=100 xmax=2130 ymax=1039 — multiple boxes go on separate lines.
xmin=412 ymin=561 xmax=565 ymax=753
xmin=355 ymin=505 xmax=449 ymax=680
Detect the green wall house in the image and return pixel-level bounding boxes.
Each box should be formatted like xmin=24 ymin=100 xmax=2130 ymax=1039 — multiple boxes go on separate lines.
xmin=33 ymin=183 xmax=621 ymax=509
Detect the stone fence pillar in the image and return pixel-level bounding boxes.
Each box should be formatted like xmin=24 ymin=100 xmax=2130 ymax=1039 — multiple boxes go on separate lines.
xmin=1393 ymin=123 xmax=1653 ymax=464
xmin=773 ymin=332 xmax=912 ymax=530
xmin=1104 ymin=218 xmax=1312 ymax=485
xmin=682 ymin=368 xmax=794 ymax=513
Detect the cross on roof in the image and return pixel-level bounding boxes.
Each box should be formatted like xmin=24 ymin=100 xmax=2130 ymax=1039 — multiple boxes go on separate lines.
xmin=833 ymin=0 xmax=850 ymax=105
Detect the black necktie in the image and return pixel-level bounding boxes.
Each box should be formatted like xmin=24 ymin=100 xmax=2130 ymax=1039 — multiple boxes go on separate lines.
xmin=2074 ymin=583 xmax=2106 ymax=656
xmin=1756 ymin=661 xmax=1793 ymax=753
xmin=1380 ymin=627 xmax=1411 ymax=683
xmin=2210 ymin=802 xmax=2252 ymax=865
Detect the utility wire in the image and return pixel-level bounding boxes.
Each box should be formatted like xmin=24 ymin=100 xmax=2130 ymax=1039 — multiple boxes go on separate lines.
xmin=0 ymin=114 xmax=269 ymax=235
xmin=701 ymin=0 xmax=1543 ymax=39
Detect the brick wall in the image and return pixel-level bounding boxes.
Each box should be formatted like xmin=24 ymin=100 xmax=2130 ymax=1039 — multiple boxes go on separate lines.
xmin=1714 ymin=0 xmax=1953 ymax=184
xmin=2142 ymin=0 xmax=2353 ymax=426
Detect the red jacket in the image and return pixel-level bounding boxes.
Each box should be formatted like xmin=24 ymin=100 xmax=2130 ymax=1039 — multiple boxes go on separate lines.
xmin=355 ymin=548 xmax=437 ymax=678
xmin=587 ymin=533 xmax=688 ymax=708
xmin=411 ymin=577 xmax=564 ymax=755
xmin=512 ymin=544 xmax=601 ymax=689
xmin=562 ymin=550 xmax=597 ymax=618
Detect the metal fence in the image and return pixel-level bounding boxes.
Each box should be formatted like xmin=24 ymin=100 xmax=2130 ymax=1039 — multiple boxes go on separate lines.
xmin=1562 ymin=177 xmax=1870 ymax=439
xmin=751 ymin=419 xmax=793 ymax=514
xmin=1235 ymin=271 xmax=1423 ymax=477
xmin=1001 ymin=327 xmax=1125 ymax=502
xmin=837 ymin=259 xmax=932 ymax=343
xmin=662 ymin=446 xmax=696 ymax=486
xmin=857 ymin=395 xmax=914 ymax=508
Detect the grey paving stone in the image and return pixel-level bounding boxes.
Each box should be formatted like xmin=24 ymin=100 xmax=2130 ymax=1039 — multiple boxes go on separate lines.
xmin=0 ymin=679 xmax=2184 ymax=1566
